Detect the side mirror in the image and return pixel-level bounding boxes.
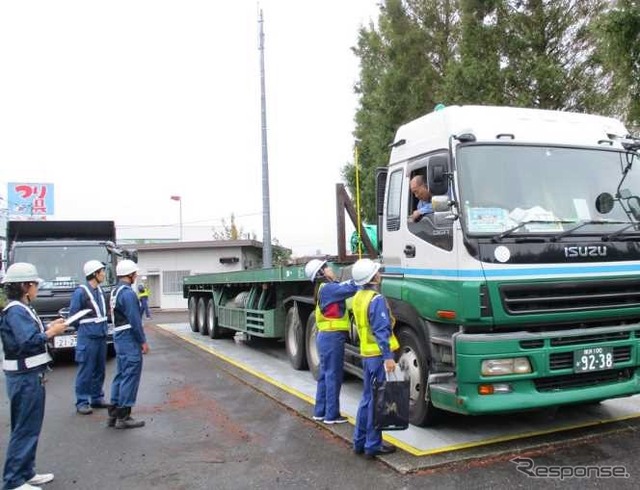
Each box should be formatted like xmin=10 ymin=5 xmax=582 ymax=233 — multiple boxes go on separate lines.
xmin=595 ymin=192 xmax=614 ymax=214
xmin=431 ymin=195 xmax=450 ymax=212
xmin=428 ymin=155 xmax=449 ymax=195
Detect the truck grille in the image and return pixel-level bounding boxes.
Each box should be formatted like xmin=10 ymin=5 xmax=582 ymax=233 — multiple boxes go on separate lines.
xmin=500 ymin=278 xmax=640 ymax=315
xmin=549 ymin=346 xmax=632 ymax=370
xmin=534 ymin=368 xmax=634 ymax=391
xmin=520 ymin=330 xmax=637 ymax=349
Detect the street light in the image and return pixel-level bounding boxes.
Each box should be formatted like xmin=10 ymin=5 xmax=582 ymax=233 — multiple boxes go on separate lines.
xmin=170 ymin=195 xmax=182 ymax=241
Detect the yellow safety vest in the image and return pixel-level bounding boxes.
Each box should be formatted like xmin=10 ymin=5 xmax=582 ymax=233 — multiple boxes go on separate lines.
xmin=352 ymin=289 xmax=399 ymax=357
xmin=315 ymin=283 xmax=350 ymax=332
xmin=137 ymin=285 xmax=150 ymax=299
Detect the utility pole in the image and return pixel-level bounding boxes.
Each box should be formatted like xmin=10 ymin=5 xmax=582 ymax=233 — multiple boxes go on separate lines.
xmin=258 ymin=7 xmax=272 ymax=268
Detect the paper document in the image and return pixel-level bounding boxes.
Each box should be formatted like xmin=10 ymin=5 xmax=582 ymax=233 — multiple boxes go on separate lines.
xmin=64 ymin=309 xmax=92 ymax=325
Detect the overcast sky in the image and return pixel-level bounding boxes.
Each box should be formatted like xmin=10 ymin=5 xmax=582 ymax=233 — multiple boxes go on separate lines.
xmin=0 ymin=0 xmax=380 ymax=256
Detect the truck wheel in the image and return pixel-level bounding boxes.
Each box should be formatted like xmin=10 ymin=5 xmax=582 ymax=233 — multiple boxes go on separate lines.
xmin=305 ymin=313 xmax=320 ymax=380
xmin=285 ymin=305 xmax=307 ymax=370
xmin=197 ymin=297 xmax=207 ymax=335
xmin=396 ymin=327 xmax=442 ymax=427
xmin=207 ymin=298 xmax=222 ymax=339
xmin=188 ymin=296 xmax=199 ymax=332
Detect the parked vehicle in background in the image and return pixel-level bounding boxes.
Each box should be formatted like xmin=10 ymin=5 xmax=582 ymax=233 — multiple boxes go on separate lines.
xmin=4 ymin=220 xmax=137 ymax=356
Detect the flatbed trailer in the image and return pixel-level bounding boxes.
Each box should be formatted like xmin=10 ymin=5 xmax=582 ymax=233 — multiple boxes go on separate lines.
xmin=183 ymin=262 xmax=357 ymax=378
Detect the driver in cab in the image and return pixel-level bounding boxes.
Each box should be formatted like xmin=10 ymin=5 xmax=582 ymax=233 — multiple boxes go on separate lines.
xmin=410 ymin=175 xmax=433 ymax=222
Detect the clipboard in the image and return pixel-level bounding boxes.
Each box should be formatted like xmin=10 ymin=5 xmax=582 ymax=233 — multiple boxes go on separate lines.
xmin=64 ymin=309 xmax=92 ymax=325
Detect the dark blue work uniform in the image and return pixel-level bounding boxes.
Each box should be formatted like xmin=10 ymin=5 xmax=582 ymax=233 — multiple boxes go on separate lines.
xmin=0 ymin=301 xmax=52 ymax=490
xmin=69 ymin=283 xmax=108 ymax=409
xmin=109 ymin=282 xmax=146 ymax=408
xmin=313 ymin=280 xmax=360 ymax=422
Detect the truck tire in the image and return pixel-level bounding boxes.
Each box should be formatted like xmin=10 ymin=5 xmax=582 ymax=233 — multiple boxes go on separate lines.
xmin=396 ymin=327 xmax=442 ymax=427
xmin=305 ymin=313 xmax=320 ymax=380
xmin=207 ymin=298 xmax=222 ymax=339
xmin=197 ymin=297 xmax=207 ymax=335
xmin=285 ymin=305 xmax=307 ymax=370
xmin=188 ymin=296 xmax=199 ymax=332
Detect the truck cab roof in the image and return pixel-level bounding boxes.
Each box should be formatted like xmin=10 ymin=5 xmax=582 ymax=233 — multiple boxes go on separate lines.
xmin=389 ymin=105 xmax=629 ymax=165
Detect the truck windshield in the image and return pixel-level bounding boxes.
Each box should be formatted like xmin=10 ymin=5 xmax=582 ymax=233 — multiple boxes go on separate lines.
xmin=12 ymin=244 xmax=111 ymax=288
xmin=457 ymin=145 xmax=639 ymax=237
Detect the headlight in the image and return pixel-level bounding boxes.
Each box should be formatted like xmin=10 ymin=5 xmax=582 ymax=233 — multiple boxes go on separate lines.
xmin=481 ymin=357 xmax=531 ymax=376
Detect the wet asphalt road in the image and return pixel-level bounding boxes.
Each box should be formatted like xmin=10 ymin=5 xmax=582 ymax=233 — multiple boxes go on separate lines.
xmin=1 ymin=310 xmax=639 ymax=489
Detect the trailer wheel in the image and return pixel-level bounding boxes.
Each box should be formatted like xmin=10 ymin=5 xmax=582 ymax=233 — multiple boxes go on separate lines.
xmin=188 ymin=296 xmax=199 ymax=332
xmin=305 ymin=313 xmax=320 ymax=380
xmin=196 ymin=297 xmax=207 ymax=335
xmin=285 ymin=305 xmax=307 ymax=370
xmin=396 ymin=327 xmax=442 ymax=427
xmin=207 ymin=298 xmax=222 ymax=339
xmin=200 ymin=298 xmax=211 ymax=336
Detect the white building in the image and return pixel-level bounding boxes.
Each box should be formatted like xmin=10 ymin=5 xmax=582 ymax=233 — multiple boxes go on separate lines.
xmin=134 ymin=240 xmax=264 ymax=311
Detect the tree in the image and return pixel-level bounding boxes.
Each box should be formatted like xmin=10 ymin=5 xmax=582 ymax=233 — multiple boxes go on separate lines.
xmin=211 ymin=213 xmax=291 ymax=265
xmin=345 ymin=0 xmax=458 ymax=223
xmin=271 ymin=238 xmax=292 ymax=266
xmin=211 ymin=214 xmax=246 ymax=240
xmin=595 ymin=0 xmax=640 ymax=127
xmin=443 ymin=0 xmax=505 ymax=105
xmin=500 ymin=0 xmax=610 ymax=112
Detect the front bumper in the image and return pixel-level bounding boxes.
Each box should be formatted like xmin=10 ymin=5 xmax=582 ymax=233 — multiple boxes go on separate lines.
xmin=432 ymin=324 xmax=640 ymax=415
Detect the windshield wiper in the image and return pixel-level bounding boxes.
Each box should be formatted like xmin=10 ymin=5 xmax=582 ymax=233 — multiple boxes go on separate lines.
xmin=492 ymin=220 xmax=574 ymax=242
xmin=550 ymin=220 xmax=629 ymax=242
xmin=602 ymin=223 xmax=640 ymax=241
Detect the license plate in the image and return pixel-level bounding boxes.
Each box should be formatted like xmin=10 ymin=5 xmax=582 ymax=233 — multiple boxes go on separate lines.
xmin=54 ymin=335 xmax=77 ymax=348
xmin=574 ymin=346 xmax=614 ymax=373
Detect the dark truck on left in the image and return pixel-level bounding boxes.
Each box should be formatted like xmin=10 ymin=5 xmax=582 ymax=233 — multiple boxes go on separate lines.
xmin=4 ymin=220 xmax=137 ymax=356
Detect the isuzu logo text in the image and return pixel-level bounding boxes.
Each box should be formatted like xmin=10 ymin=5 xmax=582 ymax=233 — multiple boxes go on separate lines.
xmin=564 ymin=245 xmax=607 ymax=258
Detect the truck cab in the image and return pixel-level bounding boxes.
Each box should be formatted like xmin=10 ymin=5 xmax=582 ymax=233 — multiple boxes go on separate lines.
xmin=377 ymin=105 xmax=640 ymax=425
xmin=5 ymin=220 xmax=137 ymax=355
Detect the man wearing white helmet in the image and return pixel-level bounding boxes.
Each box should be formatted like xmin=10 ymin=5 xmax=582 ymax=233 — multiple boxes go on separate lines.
xmin=107 ymin=259 xmax=148 ymax=429
xmin=1 ymin=263 xmax=68 ymax=490
xmin=350 ymin=258 xmax=398 ymax=459
xmin=304 ymin=258 xmax=360 ymax=424
xmin=68 ymin=260 xmax=109 ymax=415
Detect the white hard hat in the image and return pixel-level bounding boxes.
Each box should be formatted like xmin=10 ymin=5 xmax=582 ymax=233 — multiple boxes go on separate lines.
xmin=351 ymin=258 xmax=381 ymax=286
xmin=116 ymin=259 xmax=139 ymax=277
xmin=84 ymin=260 xmax=106 ymax=277
xmin=304 ymin=259 xmax=327 ymax=282
xmin=2 ymin=262 xmax=42 ymax=284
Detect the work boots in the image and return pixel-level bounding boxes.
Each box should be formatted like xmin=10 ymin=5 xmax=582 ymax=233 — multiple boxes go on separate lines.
xmin=106 ymin=405 xmax=117 ymax=428
xmin=114 ymin=407 xmax=145 ymax=429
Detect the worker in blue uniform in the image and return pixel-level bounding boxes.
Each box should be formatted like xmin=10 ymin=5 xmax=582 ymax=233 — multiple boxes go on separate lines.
xmin=350 ymin=258 xmax=398 ymax=459
xmin=68 ymin=260 xmax=109 ymax=415
xmin=1 ymin=263 xmax=67 ymax=490
xmin=304 ymin=259 xmax=360 ymax=424
xmin=107 ymin=259 xmax=149 ymax=429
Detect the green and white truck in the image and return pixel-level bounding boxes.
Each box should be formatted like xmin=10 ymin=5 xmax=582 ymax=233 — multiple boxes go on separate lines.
xmin=184 ymin=105 xmax=640 ymax=426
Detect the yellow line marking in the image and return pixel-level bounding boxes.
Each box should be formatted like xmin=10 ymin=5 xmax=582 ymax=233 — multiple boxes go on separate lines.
xmin=156 ymin=324 xmax=640 ymax=457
